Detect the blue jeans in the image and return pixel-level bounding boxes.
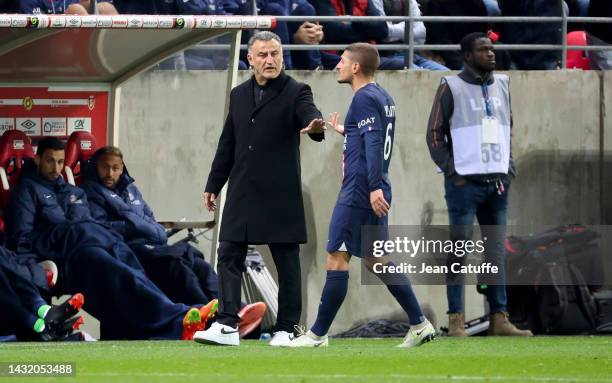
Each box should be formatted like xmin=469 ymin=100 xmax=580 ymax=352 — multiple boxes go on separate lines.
xmin=483 ymin=0 xmax=501 ymax=16
xmin=413 ymin=54 xmax=449 ymax=70
xmin=576 ymin=0 xmax=590 ymax=16
xmin=444 ymin=177 xmax=509 ymax=314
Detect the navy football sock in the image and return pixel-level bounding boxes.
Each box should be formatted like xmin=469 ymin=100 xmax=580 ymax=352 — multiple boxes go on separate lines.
xmin=381 ymin=262 xmax=425 ymax=325
xmin=311 ymin=270 xmax=349 ymax=337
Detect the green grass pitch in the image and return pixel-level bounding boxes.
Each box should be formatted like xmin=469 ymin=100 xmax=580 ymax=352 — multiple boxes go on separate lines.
xmin=1 ymin=337 xmax=610 ymax=383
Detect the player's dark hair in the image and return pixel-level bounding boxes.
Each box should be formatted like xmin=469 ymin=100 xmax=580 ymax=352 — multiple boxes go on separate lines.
xmin=36 ymin=137 xmax=65 ymax=156
xmin=460 ymin=32 xmax=490 ymax=56
xmin=344 ymin=43 xmax=380 ymax=77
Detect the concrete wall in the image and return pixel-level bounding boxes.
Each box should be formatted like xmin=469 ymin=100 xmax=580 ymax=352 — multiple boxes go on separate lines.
xmin=117 ymin=70 xmax=608 ymax=334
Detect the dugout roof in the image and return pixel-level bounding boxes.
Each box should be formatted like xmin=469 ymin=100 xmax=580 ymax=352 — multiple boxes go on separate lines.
xmin=0 ymin=14 xmax=274 ymax=84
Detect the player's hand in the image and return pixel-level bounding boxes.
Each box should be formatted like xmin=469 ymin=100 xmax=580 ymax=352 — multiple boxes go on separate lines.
xmin=370 ymin=189 xmax=390 ymax=218
xmin=300 ymin=118 xmax=326 ymax=134
xmin=293 ymin=22 xmax=324 ymax=45
xmin=204 ymin=192 xmax=217 ymax=212
xmin=326 ymin=112 xmax=344 ymax=135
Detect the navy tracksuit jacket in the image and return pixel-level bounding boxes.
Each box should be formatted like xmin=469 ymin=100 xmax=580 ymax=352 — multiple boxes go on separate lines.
xmin=5 ymin=160 xmax=191 ymax=340
xmin=81 ymin=150 xmax=218 ymax=305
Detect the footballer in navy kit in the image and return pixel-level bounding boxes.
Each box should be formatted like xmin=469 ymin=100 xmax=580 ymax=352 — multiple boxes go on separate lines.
xmin=289 ymin=43 xmax=436 ymax=348
xmin=327 ymin=77 xmax=395 ymax=257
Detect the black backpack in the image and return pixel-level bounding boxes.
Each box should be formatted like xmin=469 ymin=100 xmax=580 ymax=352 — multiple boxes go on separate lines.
xmin=504 ymin=225 xmax=603 ymax=334
xmin=535 ymin=259 xmax=598 ymax=334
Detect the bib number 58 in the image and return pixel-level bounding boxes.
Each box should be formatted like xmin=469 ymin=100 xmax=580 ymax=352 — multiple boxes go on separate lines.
xmin=481 ymin=143 xmax=502 ymax=163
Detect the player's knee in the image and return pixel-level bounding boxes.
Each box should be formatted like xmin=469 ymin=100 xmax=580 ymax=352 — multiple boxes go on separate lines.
xmin=326 ymin=252 xmax=349 ymax=271
xmin=97 ymin=2 xmax=119 ymax=14
xmin=65 ymin=3 xmax=88 ymax=14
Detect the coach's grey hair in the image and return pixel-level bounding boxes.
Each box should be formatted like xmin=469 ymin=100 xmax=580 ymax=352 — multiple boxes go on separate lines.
xmin=247 ymin=31 xmax=282 ymax=51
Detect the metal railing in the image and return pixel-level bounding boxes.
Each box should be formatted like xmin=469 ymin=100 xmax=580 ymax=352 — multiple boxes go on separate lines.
xmin=271 ymin=14 xmax=612 ymax=69
xmin=192 ymin=2 xmax=612 ymax=70
xmin=87 ymin=0 xmax=612 ymax=70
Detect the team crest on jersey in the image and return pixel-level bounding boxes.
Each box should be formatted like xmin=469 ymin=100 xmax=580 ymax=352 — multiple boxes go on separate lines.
xmin=70 ymin=194 xmax=83 ymax=204
xmin=88 ymin=96 xmax=95 ymax=111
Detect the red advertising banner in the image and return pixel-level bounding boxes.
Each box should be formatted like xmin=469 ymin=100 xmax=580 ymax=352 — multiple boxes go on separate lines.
xmin=0 ymin=86 xmax=108 ymax=147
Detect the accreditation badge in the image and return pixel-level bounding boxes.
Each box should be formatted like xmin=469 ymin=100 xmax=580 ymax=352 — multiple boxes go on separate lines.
xmin=481 ymin=116 xmax=500 ymax=144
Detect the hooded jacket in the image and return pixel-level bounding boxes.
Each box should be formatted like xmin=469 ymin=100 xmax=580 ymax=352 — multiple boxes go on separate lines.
xmin=6 ymin=159 xmax=92 ymax=256
xmin=81 ymin=151 xmax=167 ymax=246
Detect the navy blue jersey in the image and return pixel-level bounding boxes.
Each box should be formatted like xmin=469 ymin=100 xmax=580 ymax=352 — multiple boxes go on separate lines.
xmin=336 ymin=83 xmax=396 ymax=209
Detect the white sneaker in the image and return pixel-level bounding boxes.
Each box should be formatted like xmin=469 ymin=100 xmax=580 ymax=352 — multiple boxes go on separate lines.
xmin=193 ymin=322 xmax=239 ymax=346
xmin=286 ymin=330 xmax=328 ymax=348
xmin=397 ymin=320 xmax=436 ymax=348
xmin=269 ymin=331 xmax=295 ymax=347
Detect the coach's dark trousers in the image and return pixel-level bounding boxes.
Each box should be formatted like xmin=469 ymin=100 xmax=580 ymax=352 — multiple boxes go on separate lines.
xmin=216 ymin=241 xmax=301 ymax=333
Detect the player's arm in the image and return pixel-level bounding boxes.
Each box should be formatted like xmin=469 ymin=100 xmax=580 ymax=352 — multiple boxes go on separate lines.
xmin=5 ymin=185 xmax=37 ymax=253
xmin=85 ymin=187 xmax=130 ymax=237
xmin=426 ymin=79 xmax=460 ymax=181
xmin=296 ymin=84 xmax=325 ymax=141
xmin=359 ymin=96 xmax=389 ymax=218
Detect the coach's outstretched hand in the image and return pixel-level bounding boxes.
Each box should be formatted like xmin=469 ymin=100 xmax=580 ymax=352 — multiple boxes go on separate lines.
xmin=370 ymin=189 xmax=390 ymax=217
xmin=300 ymin=118 xmax=326 ymax=134
xmin=204 ymin=192 xmax=217 ymax=212
xmin=326 ymin=112 xmax=344 ymax=135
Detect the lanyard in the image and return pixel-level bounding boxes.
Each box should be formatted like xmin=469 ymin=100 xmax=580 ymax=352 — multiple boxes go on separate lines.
xmin=481 ymin=82 xmax=493 ymax=117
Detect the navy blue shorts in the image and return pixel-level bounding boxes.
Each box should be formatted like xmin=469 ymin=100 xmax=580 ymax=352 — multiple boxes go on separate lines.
xmin=326 ymin=203 xmax=388 ymax=258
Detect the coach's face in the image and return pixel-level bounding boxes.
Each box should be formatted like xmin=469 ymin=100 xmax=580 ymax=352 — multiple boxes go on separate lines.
xmin=248 ymin=39 xmax=283 ymax=85
xmin=335 ymin=52 xmax=356 ymax=84
xmin=97 ymin=154 xmax=124 ymax=189
xmin=35 ymin=149 xmax=64 ymax=181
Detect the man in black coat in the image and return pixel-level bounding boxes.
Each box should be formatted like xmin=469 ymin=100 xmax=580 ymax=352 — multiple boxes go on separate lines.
xmin=194 ymin=31 xmax=325 ymax=347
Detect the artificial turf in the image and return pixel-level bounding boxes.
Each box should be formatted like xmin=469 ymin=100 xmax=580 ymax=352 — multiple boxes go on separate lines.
xmin=0 ymin=337 xmax=610 ymax=383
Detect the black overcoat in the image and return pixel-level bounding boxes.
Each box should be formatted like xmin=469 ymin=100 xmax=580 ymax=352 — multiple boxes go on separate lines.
xmin=205 ymin=72 xmax=323 ymax=244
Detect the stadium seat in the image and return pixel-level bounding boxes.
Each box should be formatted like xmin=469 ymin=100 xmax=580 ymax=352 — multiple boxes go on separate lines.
xmin=566 ymin=31 xmax=590 ymax=70
xmin=0 ymin=130 xmax=35 ymax=213
xmin=64 ymin=131 xmax=97 ymax=186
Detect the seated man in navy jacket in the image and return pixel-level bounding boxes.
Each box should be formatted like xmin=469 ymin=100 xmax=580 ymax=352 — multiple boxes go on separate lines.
xmin=6 ymin=138 xmax=214 ymax=340
xmin=81 ymin=146 xmax=265 ymax=337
